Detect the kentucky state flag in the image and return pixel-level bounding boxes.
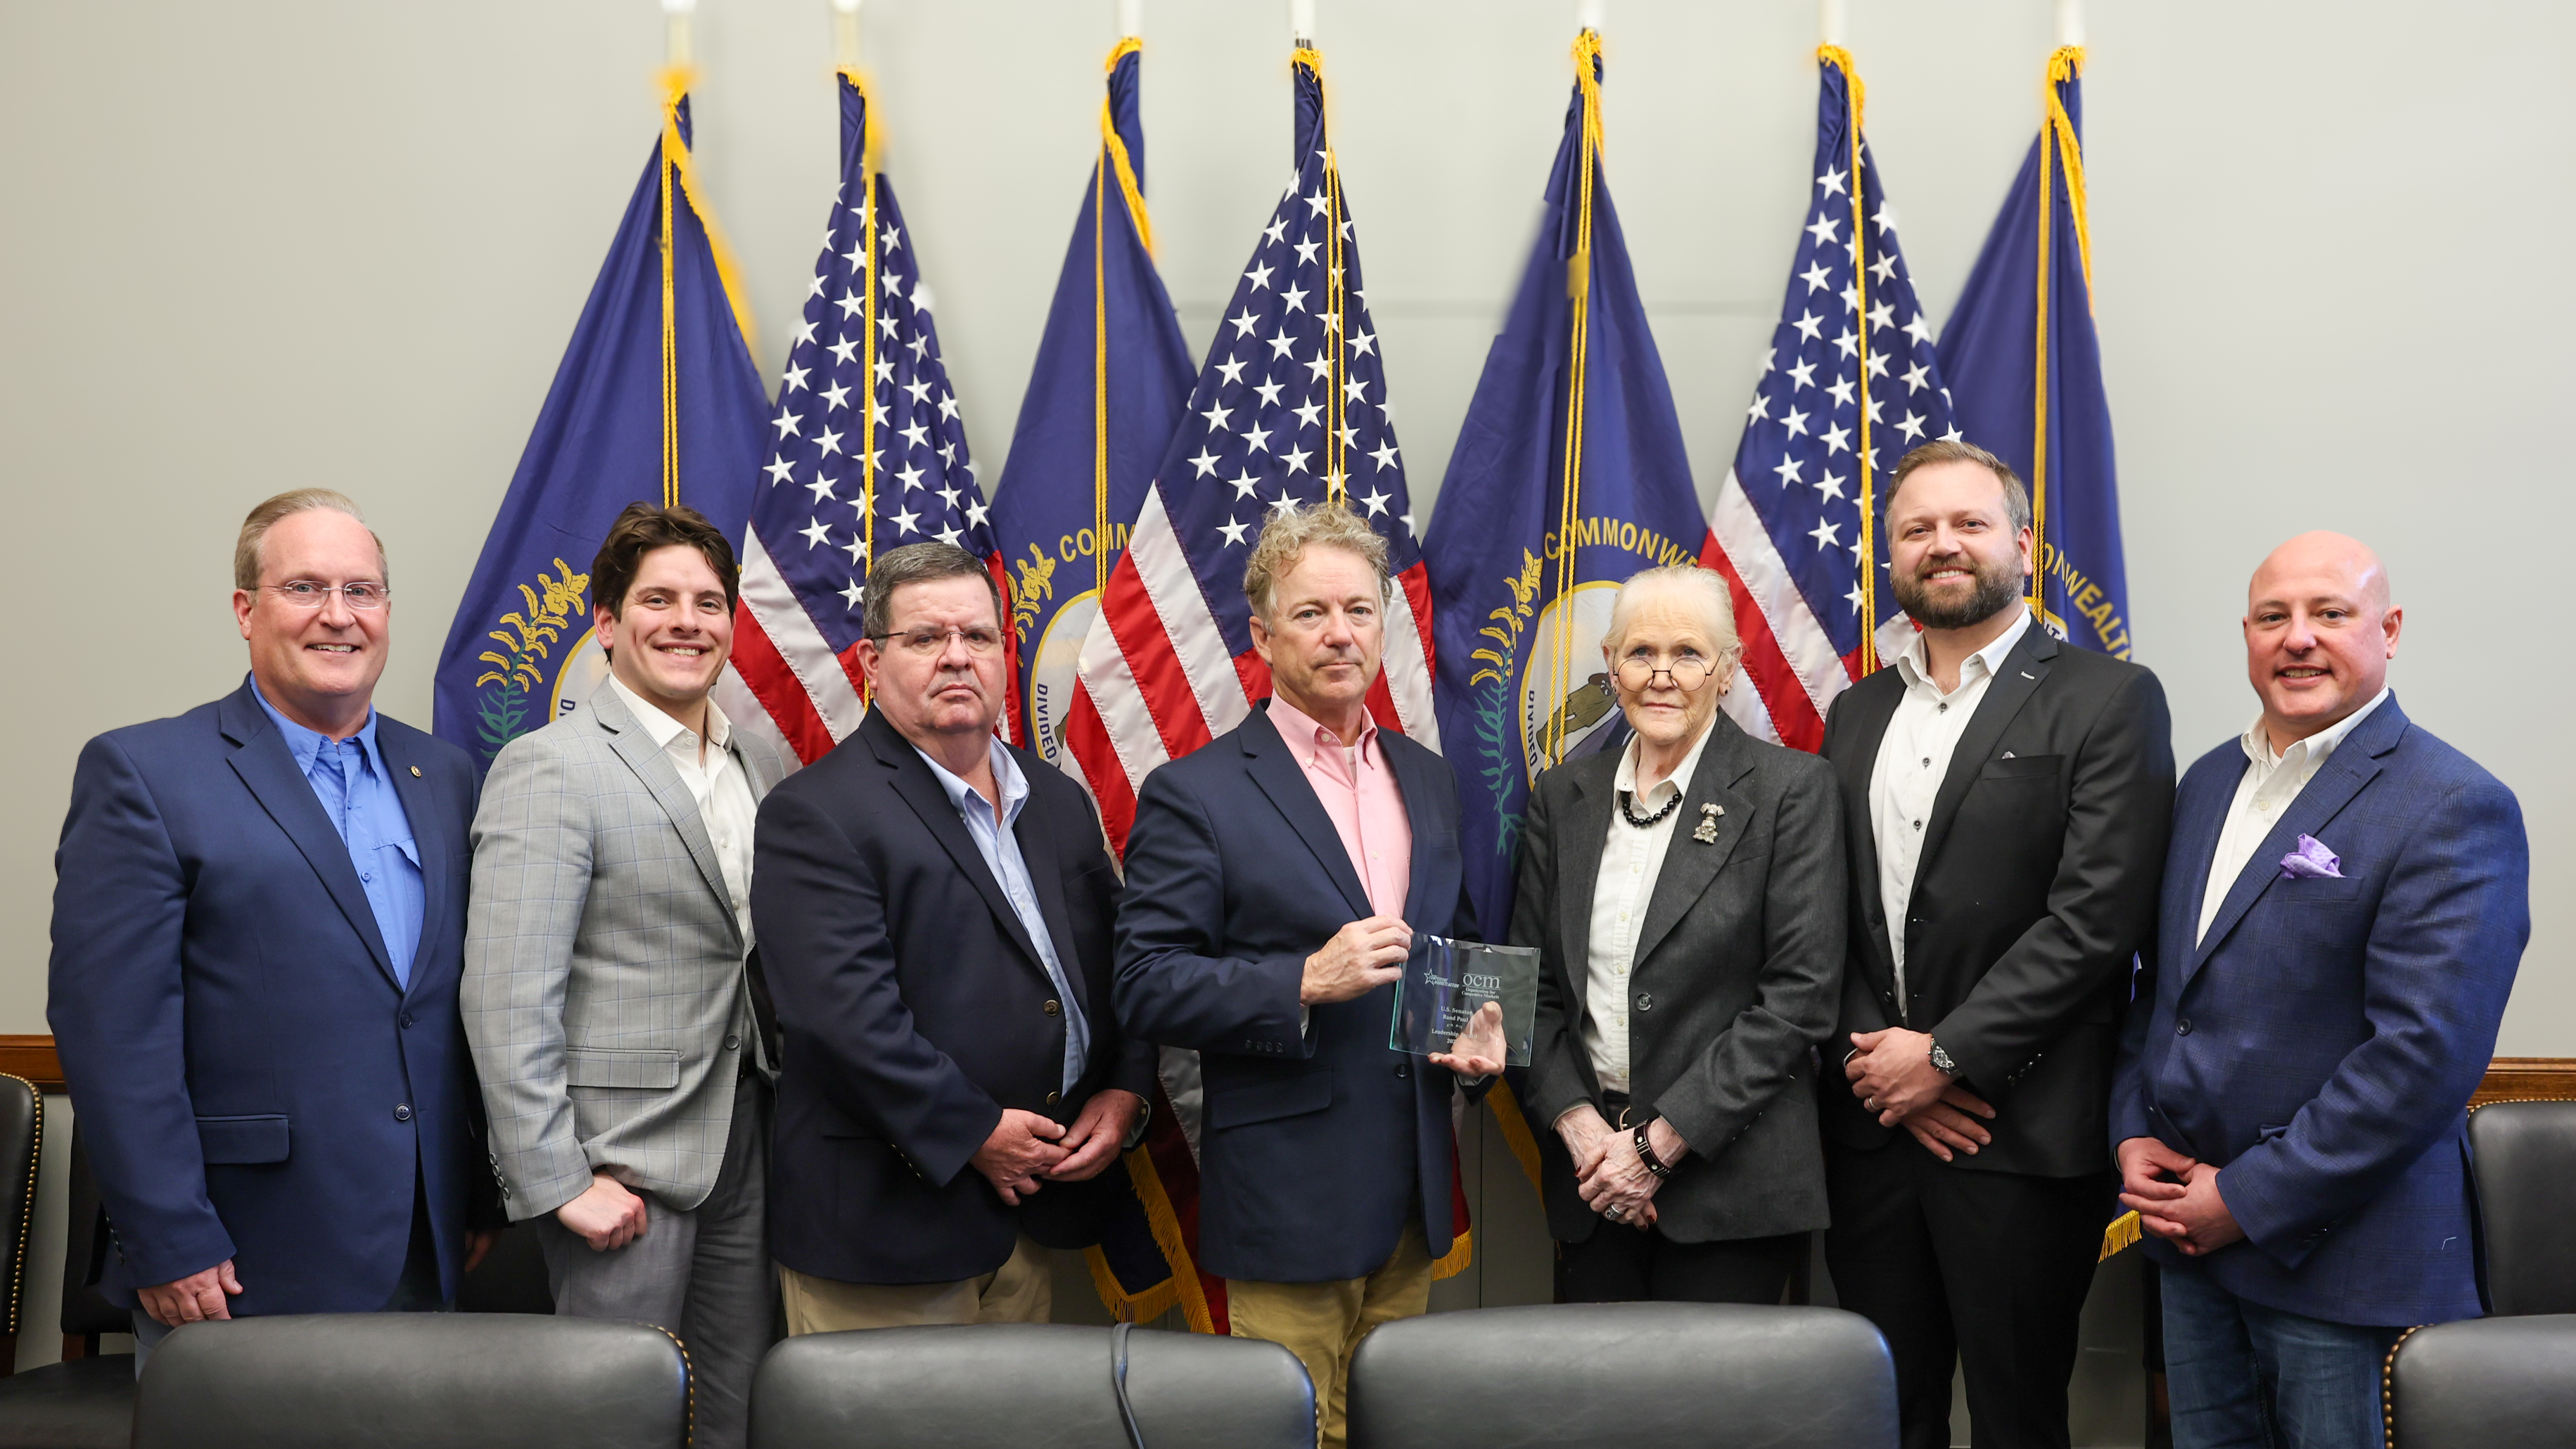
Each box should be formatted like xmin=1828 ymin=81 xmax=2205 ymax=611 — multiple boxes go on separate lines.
xmin=1937 ymin=47 xmax=2131 ymax=658
xmin=990 ymin=39 xmax=1195 ymax=777
xmin=1426 ymin=32 xmax=1709 ymax=945
xmin=434 ymin=76 xmax=767 ymax=765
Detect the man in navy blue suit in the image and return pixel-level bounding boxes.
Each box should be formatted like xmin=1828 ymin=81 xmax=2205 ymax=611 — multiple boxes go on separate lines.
xmin=1114 ymin=504 xmax=1495 ymax=1449
xmin=50 ymin=490 xmax=496 ymax=1368
xmin=2113 ymin=532 xmax=2527 ymax=1448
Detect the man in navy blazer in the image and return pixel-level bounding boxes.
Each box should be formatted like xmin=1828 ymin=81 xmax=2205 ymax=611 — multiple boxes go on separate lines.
xmin=752 ymin=542 xmax=1152 ymax=1331
xmin=2113 ymin=532 xmax=2527 ymax=1448
xmin=49 ymin=491 xmax=496 ymax=1368
xmin=1114 ymin=505 xmax=1493 ymax=1449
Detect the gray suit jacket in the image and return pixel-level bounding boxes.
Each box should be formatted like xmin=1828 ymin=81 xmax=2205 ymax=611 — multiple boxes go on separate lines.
xmin=464 ymin=686 xmax=788 ymax=1220
xmin=1513 ymin=711 xmax=1847 ymax=1244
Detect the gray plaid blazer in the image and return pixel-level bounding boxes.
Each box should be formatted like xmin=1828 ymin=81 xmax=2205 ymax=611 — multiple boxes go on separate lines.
xmin=463 ymin=685 xmax=787 ymax=1220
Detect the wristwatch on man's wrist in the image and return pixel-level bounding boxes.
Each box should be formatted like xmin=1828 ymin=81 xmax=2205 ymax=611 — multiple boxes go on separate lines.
xmin=1927 ymin=1039 xmax=1960 ymax=1078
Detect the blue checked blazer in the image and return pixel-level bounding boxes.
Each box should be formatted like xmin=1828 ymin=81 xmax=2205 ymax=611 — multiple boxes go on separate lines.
xmin=2112 ymin=694 xmax=2527 ymax=1326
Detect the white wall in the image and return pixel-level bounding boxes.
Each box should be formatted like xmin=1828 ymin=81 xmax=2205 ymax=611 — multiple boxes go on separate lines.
xmin=8 ymin=0 xmax=2568 ymax=1057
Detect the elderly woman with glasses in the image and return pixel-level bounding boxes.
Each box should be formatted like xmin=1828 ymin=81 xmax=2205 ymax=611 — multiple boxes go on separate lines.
xmin=1510 ymin=565 xmax=1847 ymax=1304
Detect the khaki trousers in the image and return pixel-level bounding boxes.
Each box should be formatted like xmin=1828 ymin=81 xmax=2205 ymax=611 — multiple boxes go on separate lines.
xmin=779 ymin=1234 xmax=1052 ymax=1332
xmin=1228 ymin=1223 xmax=1433 ymax=1449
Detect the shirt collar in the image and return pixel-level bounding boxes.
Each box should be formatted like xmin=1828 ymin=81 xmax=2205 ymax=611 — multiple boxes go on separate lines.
xmin=606 ymin=675 xmax=732 ymax=759
xmin=249 ymin=675 xmax=385 ymax=779
xmin=1614 ymin=714 xmax=1718 ymax=807
xmin=2241 ymin=686 xmax=2391 ymax=772
xmin=915 ymin=735 xmax=1027 ymax=827
xmin=1267 ymin=694 xmax=1379 ymax=774
xmin=1893 ymin=605 xmax=2034 ymax=696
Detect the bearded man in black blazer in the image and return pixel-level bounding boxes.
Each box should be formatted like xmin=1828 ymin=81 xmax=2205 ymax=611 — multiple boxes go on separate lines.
xmin=1820 ymin=441 xmax=2174 ymax=1449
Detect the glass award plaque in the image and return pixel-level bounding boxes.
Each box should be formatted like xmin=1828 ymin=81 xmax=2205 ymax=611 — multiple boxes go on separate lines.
xmin=1389 ymin=936 xmax=1538 ymax=1068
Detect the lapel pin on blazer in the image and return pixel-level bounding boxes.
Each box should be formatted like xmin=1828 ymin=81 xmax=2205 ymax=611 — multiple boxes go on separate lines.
xmin=410 ymin=765 xmax=422 ymax=777
xmin=1693 ymin=803 xmax=1722 ymax=843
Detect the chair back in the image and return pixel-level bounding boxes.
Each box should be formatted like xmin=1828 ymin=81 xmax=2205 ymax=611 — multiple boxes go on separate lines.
xmin=1347 ymin=1303 xmax=1900 ymax=1449
xmin=750 ymin=1323 xmax=1315 ymax=1449
xmin=0 ymin=1074 xmax=39 ymax=1365
xmin=58 ymin=1118 xmax=128 ymax=1346
xmin=130 ymin=1313 xmax=690 ymax=1449
xmin=2468 ymin=1099 xmax=2576 ymax=1315
xmin=2385 ymin=1314 xmax=2576 ymax=1448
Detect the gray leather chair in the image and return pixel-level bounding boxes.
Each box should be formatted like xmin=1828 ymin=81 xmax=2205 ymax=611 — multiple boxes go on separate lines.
xmin=129 ymin=1314 xmax=690 ymax=1449
xmin=0 ymin=1109 xmax=136 ymax=1449
xmin=1347 ymin=1303 xmax=1900 ymax=1449
xmin=2466 ymin=1099 xmax=2576 ymax=1315
xmin=750 ymin=1323 xmax=1315 ymax=1449
xmin=2384 ymin=1313 xmax=2576 ymax=1448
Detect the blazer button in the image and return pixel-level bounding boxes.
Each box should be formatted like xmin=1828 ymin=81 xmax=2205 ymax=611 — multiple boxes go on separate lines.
xmin=1046 ymin=1090 xmax=1061 ymax=1105
xmin=399 ymin=1012 xmax=414 ymax=1029
xmin=2176 ymin=1019 xmax=2193 ymax=1037
xmin=724 ymin=1033 xmax=741 ymax=1051
xmin=1042 ymin=1000 xmax=1062 ymax=1017
xmin=393 ymin=1104 xmax=412 ymax=1122
xmin=1394 ymin=1063 xmax=1411 ymax=1080
xmin=1635 ymin=992 xmax=1654 ymax=1012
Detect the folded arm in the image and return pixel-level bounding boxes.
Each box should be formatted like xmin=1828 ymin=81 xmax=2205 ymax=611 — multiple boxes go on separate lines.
xmin=1111 ymin=772 xmax=1313 ymax=1059
xmin=460 ymin=736 xmax=601 ymax=1220
xmin=48 ymin=734 xmax=235 ymax=1289
xmin=1653 ymin=763 xmax=1847 ymax=1158
xmin=2218 ymin=774 xmax=2529 ymax=1269
xmin=752 ymin=787 xmax=1004 ymax=1187
xmin=1932 ymin=669 xmax=2175 ymax=1094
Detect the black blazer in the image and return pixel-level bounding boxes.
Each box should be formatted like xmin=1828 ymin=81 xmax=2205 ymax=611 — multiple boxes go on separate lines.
xmin=1112 ymin=703 xmax=1480 ymax=1284
xmin=1515 ymin=712 xmax=1847 ymax=1244
xmin=751 ymin=709 xmax=1157 ymax=1284
xmin=1818 ymin=625 xmax=2174 ymax=1178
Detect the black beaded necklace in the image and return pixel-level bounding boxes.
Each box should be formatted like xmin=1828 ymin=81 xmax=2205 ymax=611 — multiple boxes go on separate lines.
xmin=1618 ymin=789 xmax=1683 ymax=829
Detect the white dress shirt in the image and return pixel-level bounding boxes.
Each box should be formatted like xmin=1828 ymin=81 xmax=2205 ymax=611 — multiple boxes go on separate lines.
xmin=608 ymin=675 xmax=759 ymax=952
xmin=1579 ymin=721 xmax=1716 ymax=1095
xmin=2195 ymin=687 xmax=2390 ymax=945
xmin=1868 ymin=607 xmax=2034 ymax=1014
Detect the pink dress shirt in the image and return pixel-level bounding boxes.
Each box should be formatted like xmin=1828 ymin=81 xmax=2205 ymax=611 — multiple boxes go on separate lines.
xmin=1266 ymin=695 xmax=1413 ymax=918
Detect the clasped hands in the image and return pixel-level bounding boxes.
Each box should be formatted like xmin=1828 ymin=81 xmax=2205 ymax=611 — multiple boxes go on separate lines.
xmin=1555 ymin=1104 xmax=1687 ymax=1228
xmin=971 ymin=1089 xmax=1146 ymax=1206
xmin=2116 ymin=1136 xmax=2243 ymax=1256
xmin=1844 ymin=1027 xmax=1996 ymax=1163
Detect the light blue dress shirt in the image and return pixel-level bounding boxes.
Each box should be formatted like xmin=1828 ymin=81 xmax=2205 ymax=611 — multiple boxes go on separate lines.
xmin=916 ymin=740 xmax=1090 ymax=1094
xmin=252 ymin=679 xmax=425 ymax=988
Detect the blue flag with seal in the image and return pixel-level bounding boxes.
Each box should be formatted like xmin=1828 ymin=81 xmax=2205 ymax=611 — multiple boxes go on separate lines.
xmin=991 ymin=39 xmax=1194 ymax=777
xmin=433 ymin=72 xmax=768 ymax=766
xmin=1936 ymin=47 xmax=2131 ymax=658
xmin=1426 ymin=31 xmax=1710 ymax=945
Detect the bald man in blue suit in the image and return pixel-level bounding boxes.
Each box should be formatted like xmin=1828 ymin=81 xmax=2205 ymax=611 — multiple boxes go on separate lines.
xmin=2112 ymin=533 xmax=2527 ymax=1449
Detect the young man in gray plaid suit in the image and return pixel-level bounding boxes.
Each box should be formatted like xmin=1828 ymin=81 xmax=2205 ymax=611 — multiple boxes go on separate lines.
xmin=464 ymin=504 xmax=787 ymax=1449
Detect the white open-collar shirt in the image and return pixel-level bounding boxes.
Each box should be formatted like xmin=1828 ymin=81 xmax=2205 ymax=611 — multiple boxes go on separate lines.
xmin=1868 ymin=607 xmax=2034 ymax=1014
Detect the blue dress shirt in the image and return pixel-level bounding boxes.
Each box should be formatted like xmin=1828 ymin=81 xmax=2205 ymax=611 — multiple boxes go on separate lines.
xmin=916 ymin=740 xmax=1090 ymax=1094
xmin=251 ymin=679 xmax=425 ymax=988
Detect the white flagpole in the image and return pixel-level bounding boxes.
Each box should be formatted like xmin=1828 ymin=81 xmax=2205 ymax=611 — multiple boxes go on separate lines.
xmin=1289 ymin=0 xmax=1315 ymax=46
xmin=832 ymin=0 xmax=860 ymax=68
xmin=1577 ymin=0 xmax=1605 ymax=32
xmin=1818 ymin=0 xmax=1845 ymax=46
xmin=2055 ymin=0 xmax=2085 ymax=48
xmin=1118 ymin=0 xmax=1142 ymax=39
xmin=663 ymin=0 xmax=696 ymax=68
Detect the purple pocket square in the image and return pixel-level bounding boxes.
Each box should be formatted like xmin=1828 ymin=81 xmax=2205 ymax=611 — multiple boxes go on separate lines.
xmin=2279 ymin=834 xmax=2343 ymax=880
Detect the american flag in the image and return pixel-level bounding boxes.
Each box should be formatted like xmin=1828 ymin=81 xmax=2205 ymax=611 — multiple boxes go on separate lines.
xmin=722 ymin=70 xmax=1009 ymax=766
xmin=1707 ymin=48 xmax=1958 ymax=753
xmin=1066 ymin=49 xmax=1438 ymax=849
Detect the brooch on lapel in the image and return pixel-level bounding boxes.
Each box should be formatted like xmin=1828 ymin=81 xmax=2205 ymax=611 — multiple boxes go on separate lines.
xmin=1692 ymin=803 xmax=1723 ymax=843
